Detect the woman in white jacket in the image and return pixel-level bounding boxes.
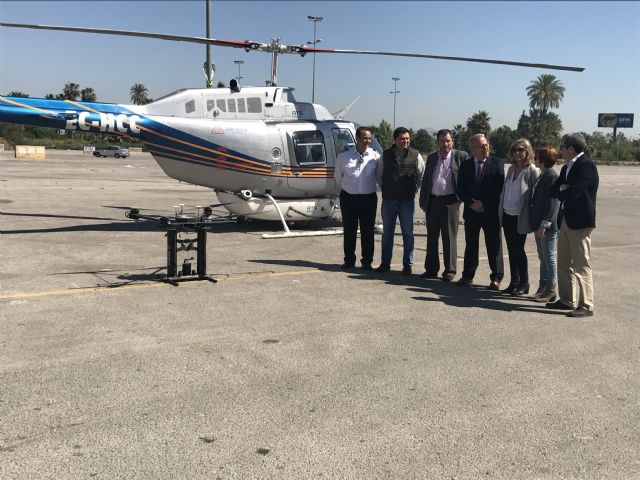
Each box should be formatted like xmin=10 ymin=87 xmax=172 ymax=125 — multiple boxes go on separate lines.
xmin=499 ymin=138 xmax=540 ymax=295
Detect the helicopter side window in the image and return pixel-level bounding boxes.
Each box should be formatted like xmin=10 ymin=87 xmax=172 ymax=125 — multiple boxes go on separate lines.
xmin=292 ymin=131 xmax=326 ymax=165
xmin=227 ymin=99 xmax=236 ymax=113
xmin=247 ymin=97 xmax=262 ymax=113
xmin=216 ymin=99 xmax=226 ymax=112
xmin=331 ymin=128 xmax=356 ymax=156
xmin=185 ymin=100 xmax=196 ymax=114
xmin=237 ymin=98 xmax=246 ymax=113
xmin=206 ymin=100 xmax=215 ymax=112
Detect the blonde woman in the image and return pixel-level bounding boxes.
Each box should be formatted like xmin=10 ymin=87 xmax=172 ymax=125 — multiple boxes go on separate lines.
xmin=499 ymin=139 xmax=540 ymax=295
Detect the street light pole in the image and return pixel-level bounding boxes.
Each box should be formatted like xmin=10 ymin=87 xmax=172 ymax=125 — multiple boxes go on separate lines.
xmin=307 ymin=15 xmax=323 ymax=103
xmin=234 ymin=60 xmax=244 ymax=83
xmin=389 ymin=77 xmax=400 ymax=130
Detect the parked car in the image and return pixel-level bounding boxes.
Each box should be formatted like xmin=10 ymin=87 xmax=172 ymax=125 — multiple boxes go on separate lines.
xmin=93 ymin=146 xmax=130 ymax=158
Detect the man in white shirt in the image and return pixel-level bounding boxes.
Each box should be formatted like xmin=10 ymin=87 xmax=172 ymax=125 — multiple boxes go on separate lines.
xmin=335 ymin=126 xmax=381 ymax=270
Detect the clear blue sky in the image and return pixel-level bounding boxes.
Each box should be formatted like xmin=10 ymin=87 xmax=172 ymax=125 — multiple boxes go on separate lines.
xmin=1 ymin=1 xmax=639 ymax=138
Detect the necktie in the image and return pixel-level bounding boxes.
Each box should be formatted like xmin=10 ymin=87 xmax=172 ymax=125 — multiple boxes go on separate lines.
xmin=476 ymin=160 xmax=484 ymax=180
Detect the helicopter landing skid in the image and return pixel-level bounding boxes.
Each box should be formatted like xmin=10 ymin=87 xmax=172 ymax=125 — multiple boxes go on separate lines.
xmin=261 ymin=193 xmax=343 ymax=239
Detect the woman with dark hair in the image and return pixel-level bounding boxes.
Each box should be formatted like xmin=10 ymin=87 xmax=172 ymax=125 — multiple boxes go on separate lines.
xmin=529 ymin=147 xmax=560 ymax=302
xmin=499 ymin=138 xmax=540 ymax=295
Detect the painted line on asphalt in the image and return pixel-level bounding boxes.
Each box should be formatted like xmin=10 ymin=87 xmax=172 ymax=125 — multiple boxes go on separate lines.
xmin=1 ymin=243 xmax=638 ymax=301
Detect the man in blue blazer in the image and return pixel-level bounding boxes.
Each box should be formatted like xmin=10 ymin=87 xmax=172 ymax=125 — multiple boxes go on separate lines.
xmin=547 ymin=133 xmax=599 ymax=317
xmin=456 ymin=133 xmax=505 ymax=289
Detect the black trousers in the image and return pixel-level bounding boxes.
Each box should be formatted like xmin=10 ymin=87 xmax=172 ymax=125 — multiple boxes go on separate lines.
xmin=462 ymin=208 xmax=504 ymax=282
xmin=340 ymin=190 xmax=378 ymax=266
xmin=424 ymin=194 xmax=460 ymax=276
xmin=502 ymin=212 xmax=529 ymax=286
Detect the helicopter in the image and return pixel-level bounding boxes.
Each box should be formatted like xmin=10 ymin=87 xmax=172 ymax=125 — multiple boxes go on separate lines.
xmin=0 ymin=21 xmax=584 ymax=235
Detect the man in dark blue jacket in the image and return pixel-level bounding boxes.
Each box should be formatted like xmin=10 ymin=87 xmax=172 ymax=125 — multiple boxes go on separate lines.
xmin=547 ymin=133 xmax=599 ymax=317
xmin=456 ymin=133 xmax=505 ymax=289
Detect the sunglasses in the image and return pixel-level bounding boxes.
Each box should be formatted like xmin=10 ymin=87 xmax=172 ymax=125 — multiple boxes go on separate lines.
xmin=511 ymin=147 xmax=526 ymax=153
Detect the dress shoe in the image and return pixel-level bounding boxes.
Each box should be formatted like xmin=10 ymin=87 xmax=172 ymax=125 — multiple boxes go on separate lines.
xmin=361 ymin=263 xmax=373 ymax=271
xmin=513 ymin=283 xmax=530 ymax=296
xmin=545 ymin=300 xmax=574 ymax=310
xmin=488 ymin=280 xmax=501 ymax=291
xmin=533 ymin=290 xmax=557 ymax=303
xmin=420 ymin=271 xmax=438 ymax=279
xmin=531 ymin=282 xmax=546 ymax=298
xmin=441 ymin=273 xmax=455 ymax=282
xmin=567 ymin=306 xmax=594 ymax=318
xmin=501 ymin=283 xmax=518 ymax=295
xmin=374 ymin=263 xmax=391 ymax=273
xmin=340 ymin=263 xmax=355 ymax=270
xmin=401 ymin=266 xmax=412 ymax=276
xmin=456 ymin=277 xmax=472 ymax=286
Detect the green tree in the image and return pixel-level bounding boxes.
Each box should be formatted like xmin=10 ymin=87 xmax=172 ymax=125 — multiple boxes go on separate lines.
xmin=80 ymin=87 xmax=97 ymax=102
xmin=451 ymin=124 xmax=468 ymax=151
xmin=375 ymin=119 xmax=393 ymax=149
xmin=130 ymin=83 xmax=150 ymax=105
xmin=466 ymin=110 xmax=492 ymax=137
xmin=62 ymin=82 xmax=80 ymax=100
xmin=412 ymin=128 xmax=435 ymax=155
xmin=7 ymin=91 xmax=29 ymax=97
xmin=526 ymin=74 xmax=565 ymax=112
xmin=517 ymin=108 xmax=562 ymax=148
xmin=490 ymin=125 xmax=516 ymax=158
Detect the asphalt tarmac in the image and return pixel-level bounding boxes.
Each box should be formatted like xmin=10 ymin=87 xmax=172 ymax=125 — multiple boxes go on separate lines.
xmin=1 ymin=150 xmax=639 ymax=479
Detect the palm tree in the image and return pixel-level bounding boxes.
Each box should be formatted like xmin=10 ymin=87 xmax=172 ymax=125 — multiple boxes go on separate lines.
xmin=62 ymin=82 xmax=80 ymax=100
xmin=466 ymin=110 xmax=492 ymax=136
xmin=526 ymin=74 xmax=565 ymax=112
xmin=7 ymin=91 xmax=29 ymax=97
xmin=80 ymin=87 xmax=97 ymax=102
xmin=130 ymin=83 xmax=150 ymax=105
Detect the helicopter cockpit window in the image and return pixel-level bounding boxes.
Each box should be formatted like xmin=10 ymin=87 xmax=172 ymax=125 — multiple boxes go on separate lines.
xmin=247 ymin=97 xmax=262 ymax=113
xmin=332 ymin=128 xmax=356 ymax=156
xmin=282 ymin=89 xmax=297 ymax=103
xmin=237 ymin=98 xmax=246 ymax=113
xmin=216 ymin=99 xmax=226 ymax=112
xmin=185 ymin=100 xmax=196 ymax=114
xmin=292 ymin=131 xmax=326 ymax=165
xmin=227 ymin=99 xmax=236 ymax=113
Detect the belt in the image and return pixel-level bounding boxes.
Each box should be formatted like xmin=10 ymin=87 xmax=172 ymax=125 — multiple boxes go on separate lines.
xmin=430 ymin=193 xmax=456 ymax=198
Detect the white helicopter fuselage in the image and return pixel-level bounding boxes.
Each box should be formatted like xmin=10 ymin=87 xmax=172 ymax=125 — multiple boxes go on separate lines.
xmin=0 ymin=86 xmax=362 ymax=221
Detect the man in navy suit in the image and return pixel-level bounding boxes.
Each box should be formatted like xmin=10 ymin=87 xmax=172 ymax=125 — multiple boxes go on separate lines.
xmin=547 ymin=133 xmax=599 ymax=317
xmin=456 ymin=133 xmax=505 ymax=289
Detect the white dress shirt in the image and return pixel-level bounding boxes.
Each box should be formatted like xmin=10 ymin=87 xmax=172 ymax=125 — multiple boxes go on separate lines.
xmin=565 ymin=151 xmax=584 ymax=177
xmin=335 ymin=146 xmax=380 ymax=194
xmin=431 ymin=151 xmax=455 ymax=196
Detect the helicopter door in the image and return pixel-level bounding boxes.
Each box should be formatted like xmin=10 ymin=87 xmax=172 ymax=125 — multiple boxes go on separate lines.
xmin=281 ymin=125 xmax=337 ymax=195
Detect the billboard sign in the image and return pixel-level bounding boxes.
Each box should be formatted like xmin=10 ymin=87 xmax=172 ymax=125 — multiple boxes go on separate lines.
xmin=598 ymin=113 xmax=634 ymax=128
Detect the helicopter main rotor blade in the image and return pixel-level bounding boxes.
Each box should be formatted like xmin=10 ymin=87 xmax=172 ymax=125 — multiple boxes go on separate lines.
xmin=293 ymin=46 xmax=585 ymax=73
xmin=0 ymin=22 xmax=585 ymax=73
xmin=0 ymin=22 xmax=260 ymax=50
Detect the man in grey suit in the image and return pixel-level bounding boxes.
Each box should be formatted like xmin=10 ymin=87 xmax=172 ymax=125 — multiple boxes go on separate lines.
xmin=419 ymin=129 xmax=470 ymax=281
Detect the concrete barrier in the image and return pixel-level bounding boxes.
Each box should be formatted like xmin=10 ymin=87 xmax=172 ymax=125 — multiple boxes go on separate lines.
xmin=15 ymin=145 xmax=46 ymax=159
